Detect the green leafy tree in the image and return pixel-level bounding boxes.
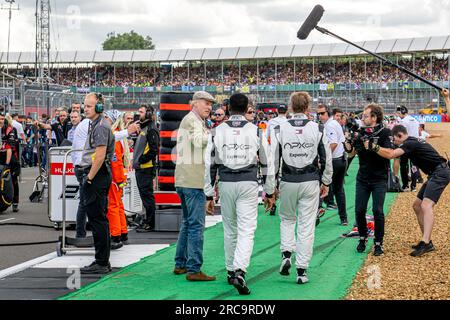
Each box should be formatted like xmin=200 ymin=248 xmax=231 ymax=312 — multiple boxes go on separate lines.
xmin=102 ymin=30 xmax=155 ymax=50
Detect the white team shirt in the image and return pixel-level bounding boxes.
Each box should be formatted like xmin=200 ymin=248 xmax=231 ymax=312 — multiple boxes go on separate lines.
xmin=324 ymin=118 xmax=345 ymax=158
xmin=267 ymin=115 xmax=288 ymax=139
xmin=419 ymin=130 xmax=430 ymax=142
xmin=71 ymin=118 xmax=91 ymax=166
xmin=400 ymin=115 xmax=420 ymax=138
xmin=12 ymin=120 xmax=25 ymax=140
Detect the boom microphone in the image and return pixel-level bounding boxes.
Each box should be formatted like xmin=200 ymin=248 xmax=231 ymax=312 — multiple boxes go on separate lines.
xmin=297 ymin=5 xmax=324 ymax=40
xmin=296 ymin=5 xmax=444 ymax=91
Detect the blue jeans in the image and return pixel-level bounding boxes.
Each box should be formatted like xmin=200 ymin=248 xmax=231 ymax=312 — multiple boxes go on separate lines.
xmin=174 ymin=187 xmax=206 ymax=274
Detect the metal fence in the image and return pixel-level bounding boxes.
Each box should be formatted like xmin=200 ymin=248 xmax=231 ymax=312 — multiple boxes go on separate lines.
xmin=1 ymin=80 xmax=447 ymax=116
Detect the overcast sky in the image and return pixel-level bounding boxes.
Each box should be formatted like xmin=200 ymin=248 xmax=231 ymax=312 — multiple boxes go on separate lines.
xmin=0 ymin=0 xmax=449 ymax=53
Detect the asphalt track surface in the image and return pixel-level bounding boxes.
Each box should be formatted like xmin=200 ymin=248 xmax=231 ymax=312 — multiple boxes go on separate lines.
xmin=0 ymin=168 xmax=57 ymax=270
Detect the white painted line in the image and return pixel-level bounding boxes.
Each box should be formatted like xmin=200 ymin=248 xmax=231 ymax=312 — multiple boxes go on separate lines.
xmin=34 ymin=244 xmax=170 ymax=269
xmin=0 ymin=252 xmax=57 ymax=279
xmin=0 ymin=218 xmax=15 ymax=223
xmin=1 ymin=212 xmax=222 ymax=279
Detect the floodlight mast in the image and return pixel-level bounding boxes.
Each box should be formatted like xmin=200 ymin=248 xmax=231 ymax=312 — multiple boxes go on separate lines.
xmin=1 ymin=0 xmax=20 ymax=84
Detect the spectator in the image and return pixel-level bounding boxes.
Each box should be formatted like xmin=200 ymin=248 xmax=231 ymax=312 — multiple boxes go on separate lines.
xmin=67 ymin=111 xmax=82 ymax=143
xmin=212 ymin=108 xmax=226 ymax=128
xmin=23 ymin=117 xmax=37 ymax=167
xmin=245 ymin=105 xmax=256 ymax=123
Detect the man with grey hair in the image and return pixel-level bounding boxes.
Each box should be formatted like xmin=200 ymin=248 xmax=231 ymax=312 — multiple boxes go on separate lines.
xmin=173 ymin=91 xmax=216 ymax=282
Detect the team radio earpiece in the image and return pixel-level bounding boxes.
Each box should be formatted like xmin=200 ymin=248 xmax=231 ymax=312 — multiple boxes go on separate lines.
xmin=95 ymin=93 xmax=104 ymax=114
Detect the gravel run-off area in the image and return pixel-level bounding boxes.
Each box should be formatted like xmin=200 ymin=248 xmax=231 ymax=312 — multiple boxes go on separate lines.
xmin=346 ymin=123 xmax=450 ymax=300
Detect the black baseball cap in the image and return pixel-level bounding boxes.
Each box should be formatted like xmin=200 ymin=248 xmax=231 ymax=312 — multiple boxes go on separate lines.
xmin=278 ymin=105 xmax=287 ymax=113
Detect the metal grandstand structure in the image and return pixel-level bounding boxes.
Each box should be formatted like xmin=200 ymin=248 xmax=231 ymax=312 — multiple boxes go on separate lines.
xmin=1 ymin=35 xmax=449 ymax=113
xmin=2 ymin=35 xmax=450 ymax=64
xmin=0 ymin=36 xmax=450 ymax=65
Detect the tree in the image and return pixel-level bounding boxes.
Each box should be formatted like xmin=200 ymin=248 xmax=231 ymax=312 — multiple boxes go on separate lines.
xmin=102 ymin=30 xmax=155 ymax=50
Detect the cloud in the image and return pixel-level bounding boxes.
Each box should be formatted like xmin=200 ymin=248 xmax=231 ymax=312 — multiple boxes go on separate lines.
xmin=0 ymin=0 xmax=448 ymax=54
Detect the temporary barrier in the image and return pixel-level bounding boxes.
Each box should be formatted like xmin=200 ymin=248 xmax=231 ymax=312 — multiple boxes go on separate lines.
xmin=48 ymin=147 xmax=79 ymax=223
xmin=49 ymin=147 xmax=142 ymax=222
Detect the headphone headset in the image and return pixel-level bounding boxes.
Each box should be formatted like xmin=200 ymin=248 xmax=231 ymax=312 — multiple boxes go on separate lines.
xmin=94 ymin=93 xmax=104 ymax=114
xmin=396 ymin=105 xmax=408 ymax=115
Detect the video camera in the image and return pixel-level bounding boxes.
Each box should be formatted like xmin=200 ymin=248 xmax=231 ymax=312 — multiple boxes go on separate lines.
xmin=344 ymin=124 xmax=383 ymax=153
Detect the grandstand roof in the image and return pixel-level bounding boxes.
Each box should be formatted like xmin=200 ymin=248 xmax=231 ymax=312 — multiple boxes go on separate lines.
xmin=2 ymin=35 xmax=450 ymax=65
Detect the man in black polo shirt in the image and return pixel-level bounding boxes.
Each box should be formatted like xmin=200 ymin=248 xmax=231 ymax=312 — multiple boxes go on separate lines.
xmin=366 ymin=124 xmax=450 ymax=257
xmin=35 ymin=108 xmax=72 ymax=146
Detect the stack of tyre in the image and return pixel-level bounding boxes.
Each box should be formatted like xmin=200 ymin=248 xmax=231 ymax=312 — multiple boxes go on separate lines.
xmin=158 ymin=92 xmax=193 ymax=191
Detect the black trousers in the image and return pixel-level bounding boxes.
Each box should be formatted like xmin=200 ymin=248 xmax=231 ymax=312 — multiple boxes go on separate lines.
xmin=135 ymin=167 xmax=156 ymax=227
xmin=346 ymin=155 xmax=355 ymax=173
xmin=81 ymin=165 xmax=112 ymax=266
xmin=74 ymin=167 xmax=88 ymax=238
xmin=400 ymin=155 xmax=419 ymax=189
xmin=12 ymin=174 xmax=19 ymax=204
xmin=11 ymin=162 xmax=20 ymax=205
xmin=327 ymin=157 xmax=348 ymax=220
xmin=355 ymin=178 xmax=387 ymax=244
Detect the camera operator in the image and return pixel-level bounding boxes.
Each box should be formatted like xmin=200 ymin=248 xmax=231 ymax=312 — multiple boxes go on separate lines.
xmin=366 ymin=93 xmax=450 ymax=257
xmin=317 ymin=105 xmax=348 ymax=225
xmin=133 ymin=105 xmax=159 ymax=232
xmin=78 ymin=93 xmax=115 ymax=274
xmin=344 ymin=104 xmax=392 ymax=256
xmin=35 ymin=108 xmax=72 ymax=146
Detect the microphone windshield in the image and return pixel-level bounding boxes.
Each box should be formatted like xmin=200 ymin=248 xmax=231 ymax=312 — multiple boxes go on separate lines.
xmin=297 ymin=5 xmax=325 ymax=40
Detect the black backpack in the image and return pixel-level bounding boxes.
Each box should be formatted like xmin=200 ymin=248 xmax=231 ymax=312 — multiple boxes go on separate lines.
xmin=387 ymin=168 xmax=401 ymax=193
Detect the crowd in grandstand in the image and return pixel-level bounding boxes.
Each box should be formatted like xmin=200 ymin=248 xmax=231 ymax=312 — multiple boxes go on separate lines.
xmin=7 ymin=56 xmax=449 ymax=88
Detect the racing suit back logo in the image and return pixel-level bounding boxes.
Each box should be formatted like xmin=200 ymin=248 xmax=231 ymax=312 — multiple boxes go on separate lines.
xmin=222 ymin=144 xmax=250 ymax=151
xmin=283 ymin=142 xmax=314 ymax=149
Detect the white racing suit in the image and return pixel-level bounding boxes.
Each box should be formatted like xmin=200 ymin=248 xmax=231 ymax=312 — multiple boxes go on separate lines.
xmin=205 ymin=115 xmax=275 ymax=273
xmin=270 ymin=114 xmax=333 ymax=270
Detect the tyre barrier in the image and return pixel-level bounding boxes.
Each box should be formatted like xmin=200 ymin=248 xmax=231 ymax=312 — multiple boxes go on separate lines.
xmin=160 ymin=120 xmax=181 ymax=132
xmin=158 ymin=170 xmax=176 ymax=191
xmin=160 ymin=137 xmax=177 ymax=149
xmin=159 ymin=92 xmax=193 ymax=122
xmin=158 ymin=93 xmax=193 ymax=193
xmin=159 ymin=147 xmax=176 ymax=170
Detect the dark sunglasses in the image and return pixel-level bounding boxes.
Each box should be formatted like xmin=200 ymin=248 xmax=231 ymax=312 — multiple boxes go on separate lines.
xmin=214 ymin=113 xmax=224 ymax=117
xmin=317 ymin=112 xmax=327 ymax=116
xmin=246 ymin=111 xmax=255 ymax=114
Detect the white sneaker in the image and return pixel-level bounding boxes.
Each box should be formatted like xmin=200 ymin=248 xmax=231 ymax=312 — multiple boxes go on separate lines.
xmin=297 ymin=269 xmax=309 ymax=284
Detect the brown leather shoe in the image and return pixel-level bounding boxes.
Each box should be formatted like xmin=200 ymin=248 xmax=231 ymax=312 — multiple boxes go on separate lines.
xmin=173 ymin=267 xmax=187 ymax=275
xmin=186 ymin=271 xmax=216 ymax=281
